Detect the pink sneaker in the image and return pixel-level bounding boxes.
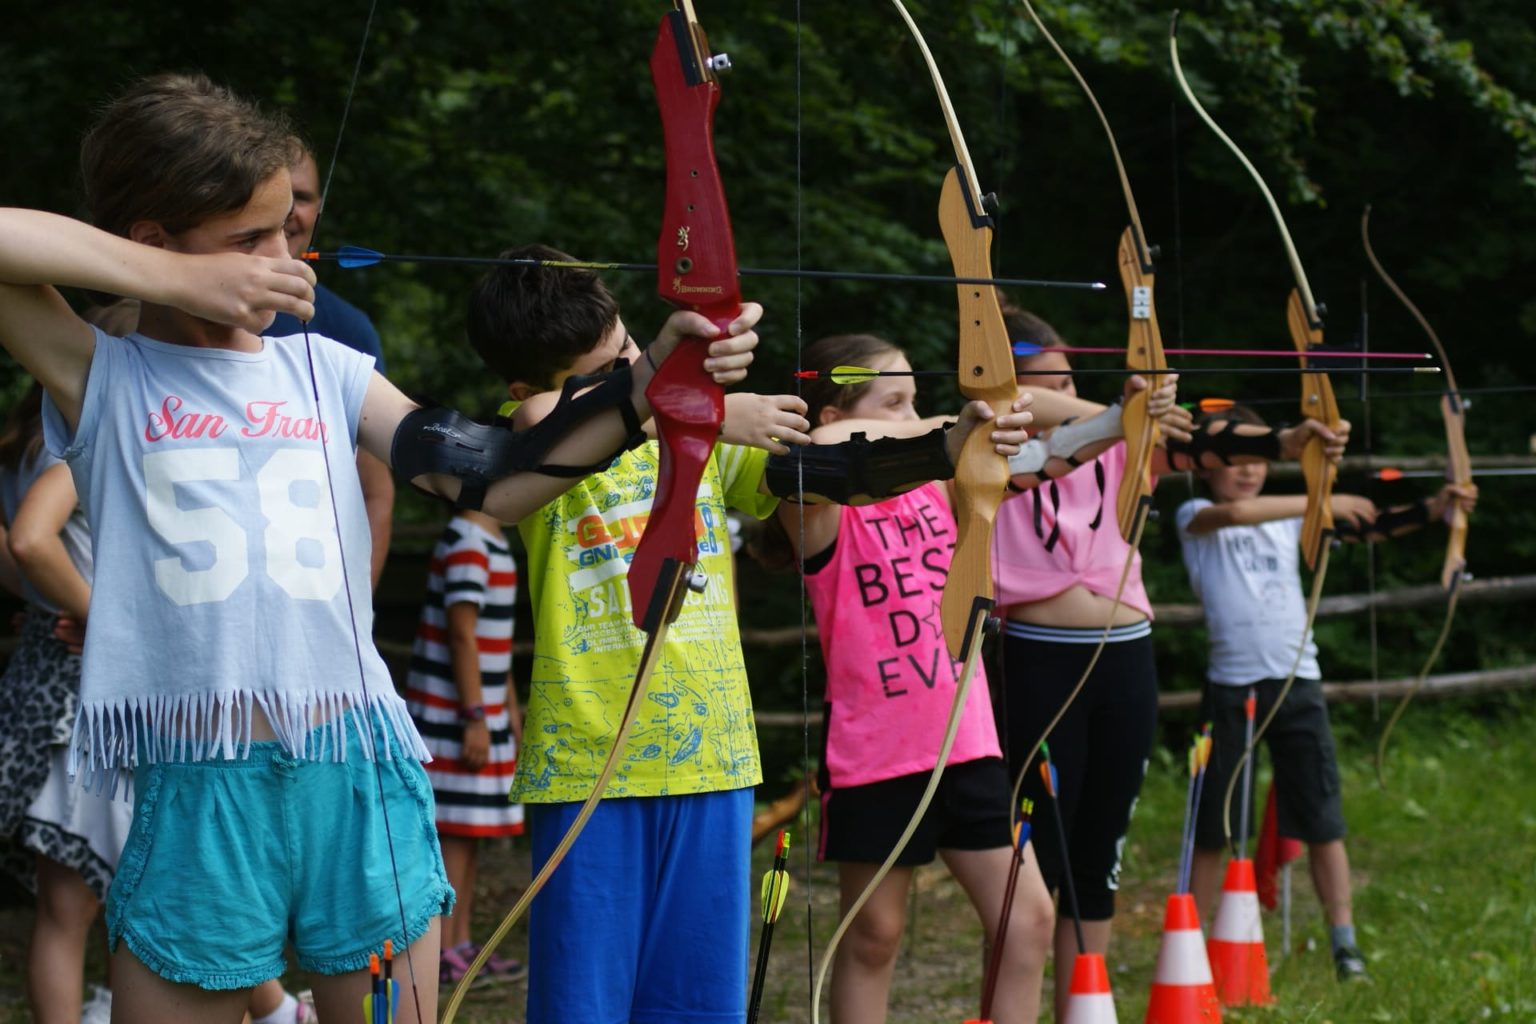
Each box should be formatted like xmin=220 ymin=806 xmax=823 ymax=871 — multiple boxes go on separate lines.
xmin=450 ymin=941 xmax=527 ymax=984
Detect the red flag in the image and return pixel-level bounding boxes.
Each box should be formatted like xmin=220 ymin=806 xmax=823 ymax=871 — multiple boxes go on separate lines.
xmin=1255 ymin=782 xmax=1304 ymax=909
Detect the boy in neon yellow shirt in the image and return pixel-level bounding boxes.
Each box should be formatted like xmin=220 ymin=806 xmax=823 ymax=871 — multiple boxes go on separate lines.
xmin=467 ymin=244 xmax=1034 ymax=1023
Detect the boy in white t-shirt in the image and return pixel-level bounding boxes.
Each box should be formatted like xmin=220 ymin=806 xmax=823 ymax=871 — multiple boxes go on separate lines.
xmin=1175 ymin=404 xmax=1476 ymax=982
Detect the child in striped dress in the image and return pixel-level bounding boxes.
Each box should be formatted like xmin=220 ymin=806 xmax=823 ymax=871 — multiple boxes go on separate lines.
xmin=405 ymin=508 xmax=525 ymax=984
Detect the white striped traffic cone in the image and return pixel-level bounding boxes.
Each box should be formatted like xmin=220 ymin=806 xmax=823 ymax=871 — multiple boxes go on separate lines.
xmin=1063 ymin=952 xmax=1118 ymax=1023
xmin=1144 ymin=893 xmax=1221 ymax=1023
xmin=1206 ymin=858 xmax=1272 ymax=1006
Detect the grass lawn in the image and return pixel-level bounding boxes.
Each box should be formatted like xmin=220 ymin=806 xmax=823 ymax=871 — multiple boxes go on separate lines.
xmin=0 ymin=699 xmax=1530 ymax=1021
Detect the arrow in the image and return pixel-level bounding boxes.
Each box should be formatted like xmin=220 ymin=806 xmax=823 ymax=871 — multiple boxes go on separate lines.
xmin=306 ymin=244 xmax=1108 ymax=292
xmin=1012 ymin=341 xmax=1432 ymax=360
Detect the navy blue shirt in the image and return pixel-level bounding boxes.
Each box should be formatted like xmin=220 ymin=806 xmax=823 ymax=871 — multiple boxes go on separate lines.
xmin=265 ymin=284 xmax=385 ymax=374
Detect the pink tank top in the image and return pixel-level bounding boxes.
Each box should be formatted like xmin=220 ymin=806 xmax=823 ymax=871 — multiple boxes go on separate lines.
xmin=991 ymin=443 xmax=1153 ymax=617
xmin=804 ymin=482 xmax=1001 ymax=790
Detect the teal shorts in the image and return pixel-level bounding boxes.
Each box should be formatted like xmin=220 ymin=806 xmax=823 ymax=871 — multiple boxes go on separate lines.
xmin=106 ymin=728 xmax=454 ymax=990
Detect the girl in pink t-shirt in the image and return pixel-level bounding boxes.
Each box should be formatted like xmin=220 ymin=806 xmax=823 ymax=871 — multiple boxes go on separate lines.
xmin=753 ymin=333 xmax=1064 ymax=1024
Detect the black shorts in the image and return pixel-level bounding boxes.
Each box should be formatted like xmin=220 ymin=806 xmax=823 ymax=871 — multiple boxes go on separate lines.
xmin=1194 ymin=677 xmax=1346 ymax=850
xmin=820 ymin=757 xmax=1011 ymax=866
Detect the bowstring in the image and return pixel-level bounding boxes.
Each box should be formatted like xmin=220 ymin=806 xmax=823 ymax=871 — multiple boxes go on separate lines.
xmin=793 ymin=1 xmax=816 ymax=1015
xmin=299 ymin=2 xmax=428 ymax=1019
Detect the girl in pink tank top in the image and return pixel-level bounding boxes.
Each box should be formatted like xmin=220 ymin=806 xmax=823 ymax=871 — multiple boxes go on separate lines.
xmin=996 ymin=305 xmax=1326 ymax=1020
xmin=753 ymin=333 xmax=1055 ymax=1024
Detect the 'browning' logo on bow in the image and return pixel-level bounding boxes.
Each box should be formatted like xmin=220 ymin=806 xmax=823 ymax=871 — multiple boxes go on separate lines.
xmin=671 ymin=276 xmax=726 ymax=297
xmin=675 ymin=225 xmax=690 ymax=251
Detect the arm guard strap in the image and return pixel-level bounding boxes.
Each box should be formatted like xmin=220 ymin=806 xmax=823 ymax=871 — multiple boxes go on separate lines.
xmin=1006 ymin=402 xmax=1122 ymax=487
xmin=763 ymin=426 xmax=954 ymax=506
xmin=391 ymin=361 xmax=646 ymax=510
xmin=1334 ymin=496 xmax=1431 ymax=541
xmin=1165 ymin=421 xmax=1281 ymax=470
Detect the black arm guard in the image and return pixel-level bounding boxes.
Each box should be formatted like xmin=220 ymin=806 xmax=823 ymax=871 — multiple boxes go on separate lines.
xmin=391 ymin=361 xmax=647 ymax=510
xmin=1334 ymin=496 xmax=1432 ymax=541
xmin=1165 ymin=422 xmax=1282 ymax=470
xmin=763 ymin=426 xmax=954 ymax=506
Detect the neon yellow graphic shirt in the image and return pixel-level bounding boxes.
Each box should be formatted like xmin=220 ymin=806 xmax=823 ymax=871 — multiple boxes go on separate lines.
xmin=511 ymin=437 xmax=776 ymax=803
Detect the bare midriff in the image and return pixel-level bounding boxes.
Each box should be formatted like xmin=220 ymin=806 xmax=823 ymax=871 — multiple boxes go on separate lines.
xmin=1005 ymin=582 xmax=1147 ymax=629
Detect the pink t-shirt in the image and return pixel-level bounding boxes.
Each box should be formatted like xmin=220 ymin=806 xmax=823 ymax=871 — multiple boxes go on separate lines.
xmin=992 ymin=443 xmax=1153 ymax=618
xmin=805 ymin=482 xmax=1001 ymax=790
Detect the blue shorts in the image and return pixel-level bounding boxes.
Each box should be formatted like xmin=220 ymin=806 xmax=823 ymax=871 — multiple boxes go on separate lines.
xmin=107 ymin=728 xmax=454 ymax=990
xmin=526 ymin=788 xmax=752 ymax=1024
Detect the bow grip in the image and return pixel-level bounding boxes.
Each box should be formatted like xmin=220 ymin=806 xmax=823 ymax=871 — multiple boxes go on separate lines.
xmin=1289 ymin=289 xmax=1339 ymax=570
xmin=627 ymin=324 xmax=729 ymax=631
xmin=1114 ymin=225 xmax=1166 ymax=541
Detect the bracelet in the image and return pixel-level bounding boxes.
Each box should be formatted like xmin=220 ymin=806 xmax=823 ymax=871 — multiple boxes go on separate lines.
xmin=458 ymin=703 xmax=487 ymax=723
xmin=644 ymin=346 xmax=660 ymax=372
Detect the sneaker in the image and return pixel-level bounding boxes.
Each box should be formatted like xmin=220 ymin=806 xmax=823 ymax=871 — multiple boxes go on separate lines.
xmin=448 ymin=945 xmax=528 ymax=982
xmin=457 ymin=940 xmax=527 ymax=984
xmin=1334 ymin=944 xmax=1370 ymax=981
xmin=81 ymin=985 xmax=112 ymax=1024
xmin=440 ymin=943 xmax=507 ymax=989
xmin=295 ymin=990 xmax=319 ymax=1024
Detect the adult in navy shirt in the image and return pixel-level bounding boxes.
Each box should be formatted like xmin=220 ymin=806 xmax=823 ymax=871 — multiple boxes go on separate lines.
xmin=264 ymin=141 xmax=394 ymax=588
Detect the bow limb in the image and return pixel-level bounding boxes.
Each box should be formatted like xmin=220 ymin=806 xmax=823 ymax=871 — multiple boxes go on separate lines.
xmin=980 ymin=7 xmax=1170 ymax=1016
xmin=1360 ymin=205 xmax=1472 ymax=588
xmin=1013 ymin=0 xmax=1167 ymax=540
xmin=1171 ymin=13 xmax=1341 ymax=848
xmin=884 ymin=0 xmax=1015 ymax=661
xmin=1360 ymin=205 xmax=1472 ymax=786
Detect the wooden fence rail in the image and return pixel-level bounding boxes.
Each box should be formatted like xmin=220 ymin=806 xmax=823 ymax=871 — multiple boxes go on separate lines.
xmin=752 ymin=663 xmax=1536 ymax=728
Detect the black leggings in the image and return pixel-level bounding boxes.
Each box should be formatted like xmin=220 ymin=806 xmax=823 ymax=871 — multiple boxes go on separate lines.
xmin=997 ymin=628 xmax=1158 ymax=921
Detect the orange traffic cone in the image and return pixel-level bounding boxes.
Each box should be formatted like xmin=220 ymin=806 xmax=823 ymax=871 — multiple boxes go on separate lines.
xmin=1144 ymin=893 xmax=1221 ymax=1023
xmin=1063 ymin=952 xmax=1118 ymax=1023
xmin=1206 ymin=858 xmax=1273 ymax=1006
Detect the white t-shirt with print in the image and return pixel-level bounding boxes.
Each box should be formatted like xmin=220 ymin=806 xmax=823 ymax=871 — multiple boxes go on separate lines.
xmin=1176 ymin=498 xmax=1321 ymax=685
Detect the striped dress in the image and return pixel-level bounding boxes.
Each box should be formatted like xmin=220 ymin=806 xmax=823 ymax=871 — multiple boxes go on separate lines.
xmin=405 ymin=515 xmax=523 ymax=837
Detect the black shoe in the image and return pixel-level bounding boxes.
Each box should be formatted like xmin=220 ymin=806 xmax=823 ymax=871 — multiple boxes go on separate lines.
xmin=1334 ymin=944 xmax=1369 ymax=981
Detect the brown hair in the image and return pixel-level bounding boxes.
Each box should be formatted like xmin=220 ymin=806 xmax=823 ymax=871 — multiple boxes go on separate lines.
xmin=466 ymin=244 xmax=621 ymax=389
xmin=1002 ymin=304 xmax=1065 ymax=375
xmin=1196 ymin=403 xmax=1268 ymax=430
xmin=80 ymin=73 xmax=294 ymax=238
xmin=796 ymin=333 xmax=904 ymax=426
xmin=0 ymin=383 xmax=45 ymax=472
xmin=748 ymin=333 xmax=906 ymax=573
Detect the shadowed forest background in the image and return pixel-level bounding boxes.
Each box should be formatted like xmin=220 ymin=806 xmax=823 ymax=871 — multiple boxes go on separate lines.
xmin=2 ymin=0 xmax=1534 ymax=775
xmin=1 ymin=2 xmax=1535 ymax=1020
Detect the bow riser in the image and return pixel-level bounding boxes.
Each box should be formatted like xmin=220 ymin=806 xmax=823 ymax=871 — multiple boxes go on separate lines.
xmin=936 ymin=167 xmax=1018 ymax=659
xmin=1440 ymin=394 xmax=1471 ymax=587
xmin=1288 ymin=288 xmax=1340 ymax=570
xmin=1115 ymin=225 xmax=1165 ymax=539
xmin=628 ymin=7 xmax=742 ymax=631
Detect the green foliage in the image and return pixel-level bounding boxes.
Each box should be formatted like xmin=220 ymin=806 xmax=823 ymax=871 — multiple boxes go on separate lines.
xmin=1 ymin=2 xmax=1532 ymax=715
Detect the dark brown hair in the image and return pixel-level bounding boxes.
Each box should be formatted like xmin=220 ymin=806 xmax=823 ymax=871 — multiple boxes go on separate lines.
xmin=465 ymin=244 xmax=621 ymax=389
xmin=81 ymin=73 xmax=294 ymax=238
